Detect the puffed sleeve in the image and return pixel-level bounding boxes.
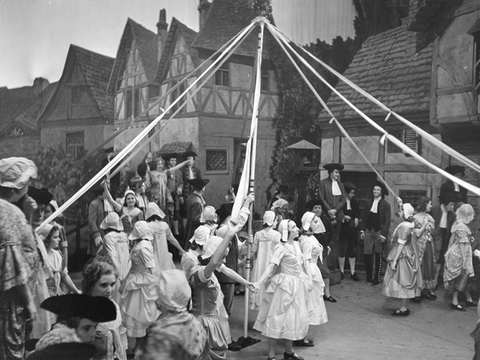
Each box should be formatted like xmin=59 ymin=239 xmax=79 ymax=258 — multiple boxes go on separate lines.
xmin=300 ymin=237 xmax=313 ymax=261
xmin=395 ymin=224 xmax=409 ymax=245
xmin=269 ymin=243 xmax=285 ymax=266
xmin=139 ymin=242 xmax=156 ymax=269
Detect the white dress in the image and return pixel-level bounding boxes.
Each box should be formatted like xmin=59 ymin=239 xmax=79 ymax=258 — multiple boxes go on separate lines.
xmin=101 ymin=231 xmax=131 ymax=282
xmin=147 ymin=221 xmax=175 ymax=273
xmin=249 ymin=228 xmax=281 ymax=309
xmin=299 ymin=234 xmax=328 ymax=325
xmin=253 ymin=242 xmax=309 ymax=340
xmin=120 ymin=240 xmax=160 ymax=338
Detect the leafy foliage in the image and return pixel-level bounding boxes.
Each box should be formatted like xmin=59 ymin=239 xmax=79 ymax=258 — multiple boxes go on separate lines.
xmin=33 ymin=146 xmax=103 ymax=223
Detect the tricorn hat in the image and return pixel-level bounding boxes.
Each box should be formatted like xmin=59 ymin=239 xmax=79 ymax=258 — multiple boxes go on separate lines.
xmin=445 ymin=165 xmax=465 ymax=176
xmin=182 ymin=151 xmax=198 ymax=159
xmin=323 ymin=163 xmax=344 ymax=172
xmin=344 ymin=182 xmax=358 ymax=193
xmin=40 ymin=294 xmax=116 ymax=322
xmin=187 ymin=178 xmax=210 ymax=190
xmin=305 ymin=198 xmax=324 ymax=211
xmin=28 ymin=187 xmax=54 ymax=205
xmin=374 ymin=180 xmax=389 ymax=196
xmin=162 ymin=153 xmax=177 ymax=161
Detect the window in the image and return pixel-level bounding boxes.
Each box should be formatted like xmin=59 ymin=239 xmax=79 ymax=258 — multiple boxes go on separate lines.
xmin=387 ymin=129 xmax=421 ymax=155
xmin=66 ymin=132 xmax=84 ymax=159
xmin=126 ymin=87 xmax=141 ymax=119
xmin=215 ymin=62 xmax=229 ymax=86
xmin=8 ymin=126 xmax=24 ymax=137
xmin=261 ymin=64 xmax=269 ymax=91
xmin=469 ymin=22 xmax=480 ymax=90
xmin=206 ymin=149 xmax=228 ymax=172
xmin=71 ymin=87 xmax=81 ymax=104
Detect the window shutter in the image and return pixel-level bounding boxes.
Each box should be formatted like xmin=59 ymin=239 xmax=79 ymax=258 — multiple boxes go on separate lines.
xmin=402 ymin=129 xmax=420 ymax=155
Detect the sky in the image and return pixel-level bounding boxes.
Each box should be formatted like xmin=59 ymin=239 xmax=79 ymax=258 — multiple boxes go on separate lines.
xmin=0 ymin=0 xmax=356 ymax=89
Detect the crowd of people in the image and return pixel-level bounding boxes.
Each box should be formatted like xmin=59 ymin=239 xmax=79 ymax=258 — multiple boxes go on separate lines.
xmin=1 ymin=152 xmax=479 ymax=360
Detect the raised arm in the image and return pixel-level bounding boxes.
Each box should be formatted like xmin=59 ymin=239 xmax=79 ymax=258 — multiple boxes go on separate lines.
xmin=102 ymin=181 xmax=123 ymax=213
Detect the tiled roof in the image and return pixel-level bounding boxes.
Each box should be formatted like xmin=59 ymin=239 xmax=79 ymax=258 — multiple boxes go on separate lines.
xmin=318 ymin=24 xmax=433 ymax=122
xmin=0 ymin=81 xmax=57 ymax=135
xmin=156 ymin=141 xmax=197 ymax=158
xmin=154 ymin=18 xmax=198 ymax=84
xmin=72 ymin=45 xmax=115 ymax=119
xmin=108 ymin=18 xmax=158 ymax=93
xmin=191 ymin=0 xmax=274 ymax=59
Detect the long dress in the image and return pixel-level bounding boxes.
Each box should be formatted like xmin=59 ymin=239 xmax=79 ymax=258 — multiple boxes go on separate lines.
xmin=147 ymin=221 xmax=175 ymax=273
xmin=0 ymin=199 xmax=35 ymax=360
xmin=190 ymin=265 xmax=231 ymax=360
xmin=249 ymin=228 xmax=281 ymax=310
xmin=92 ymin=300 xmax=127 ymax=360
xmin=148 ymin=171 xmax=173 ymax=213
xmin=444 ymin=221 xmax=474 ymax=292
xmin=45 ymin=248 xmax=66 ymax=296
xmin=299 ymin=235 xmax=328 ymax=326
xmin=413 ymin=213 xmax=437 ymax=291
xmin=253 ymin=242 xmax=309 ymax=340
xmin=383 ymin=222 xmax=423 ymax=299
xmin=100 ymin=231 xmax=131 ymax=283
xmin=121 ymin=240 xmax=160 ymax=338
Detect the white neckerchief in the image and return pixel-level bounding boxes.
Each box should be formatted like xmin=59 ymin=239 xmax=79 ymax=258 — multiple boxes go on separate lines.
xmin=346 ymin=199 xmax=351 ymax=210
xmin=189 ymin=167 xmax=194 ymax=179
xmin=332 ymin=179 xmax=341 ymax=196
xmin=454 ymin=182 xmax=460 ymax=192
xmin=440 ymin=204 xmax=448 ymax=228
xmin=370 ymin=198 xmax=380 ymax=213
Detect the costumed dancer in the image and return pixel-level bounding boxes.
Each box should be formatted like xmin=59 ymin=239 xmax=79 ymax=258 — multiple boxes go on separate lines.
xmin=295 ymin=211 xmax=328 ymax=347
xmin=181 ymin=225 xmax=211 ymax=280
xmin=120 ymin=221 xmax=160 ymax=354
xmin=383 ymin=203 xmax=423 ymax=316
xmin=253 ymin=219 xmax=310 ymax=360
xmin=249 ymin=210 xmax=280 ymax=310
xmin=189 ymin=221 xmax=256 ymax=359
xmin=145 ymin=202 xmax=184 ymax=272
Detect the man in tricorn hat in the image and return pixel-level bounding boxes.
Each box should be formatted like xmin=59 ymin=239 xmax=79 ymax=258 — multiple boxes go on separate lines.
xmin=164 ymin=153 xmax=184 ymax=236
xmin=360 ymin=181 xmax=391 ymax=285
xmin=440 ymin=165 xmax=467 ymax=204
xmin=183 ymin=178 xmax=210 ymax=249
xmin=318 ymin=163 xmax=346 ymax=270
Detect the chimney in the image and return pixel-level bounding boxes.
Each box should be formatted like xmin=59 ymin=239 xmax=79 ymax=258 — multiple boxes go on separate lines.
xmin=198 ymin=0 xmax=211 ymax=31
xmin=157 ymin=9 xmax=168 ymax=61
xmin=33 ymin=77 xmax=49 ymax=95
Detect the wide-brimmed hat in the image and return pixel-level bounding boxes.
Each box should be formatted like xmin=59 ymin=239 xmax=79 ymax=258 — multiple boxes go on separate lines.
xmin=145 ymin=202 xmax=166 ymax=220
xmin=323 ymin=163 xmax=344 ymax=172
xmin=162 ymin=153 xmax=177 ymax=162
xmin=37 ymin=224 xmax=54 ymax=241
xmin=129 ymin=221 xmax=154 ymax=241
xmin=189 ymin=225 xmax=211 ymax=246
xmin=263 ymin=211 xmax=276 ymax=226
xmin=301 ymin=211 xmax=316 ymax=231
xmin=28 ymin=187 xmax=53 ymax=205
xmin=305 ymin=198 xmax=324 ymax=211
xmin=0 ymin=157 xmax=37 ymax=189
xmin=156 ymin=269 xmax=191 ymax=313
xmin=187 ymin=178 xmax=210 ymax=190
xmin=344 ymin=182 xmax=358 ymax=192
xmin=182 ymin=151 xmax=197 ymax=159
xmin=40 ymin=294 xmax=116 ymax=322
xmin=373 ymin=180 xmax=389 ymax=196
xmin=200 ymin=205 xmax=217 ymax=223
xmin=28 ymin=342 xmax=97 ymax=360
xmin=216 ymin=202 xmax=234 ymax=224
xmin=445 ymin=165 xmax=465 ymax=176
xmin=100 ymin=212 xmax=124 ymax=231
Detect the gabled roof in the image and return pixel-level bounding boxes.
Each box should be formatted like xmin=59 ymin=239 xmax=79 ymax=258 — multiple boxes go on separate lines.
xmin=108 ymin=18 xmax=158 ymax=93
xmin=0 ymin=80 xmax=56 ymax=135
xmin=154 ymin=17 xmax=198 ymax=84
xmin=72 ymin=45 xmax=115 ymax=119
xmin=319 ymin=23 xmax=433 ymax=122
xmin=191 ymin=0 xmax=274 ymax=59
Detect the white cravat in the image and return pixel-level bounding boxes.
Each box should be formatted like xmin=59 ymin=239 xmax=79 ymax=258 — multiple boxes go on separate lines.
xmin=454 ymin=182 xmax=460 ymax=192
xmin=440 ymin=205 xmax=448 ymax=228
xmin=346 ymin=199 xmax=351 ymax=210
xmin=332 ymin=180 xmax=342 ymax=196
xmin=189 ymin=167 xmax=194 ymax=179
xmin=370 ymin=198 xmax=380 ymax=213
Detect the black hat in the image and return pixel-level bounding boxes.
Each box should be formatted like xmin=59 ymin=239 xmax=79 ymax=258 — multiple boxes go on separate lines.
xmin=187 ymin=178 xmax=210 ymax=190
xmin=305 ymin=198 xmax=324 ymax=211
xmin=344 ymin=182 xmax=358 ymax=192
xmin=162 ymin=153 xmax=177 ymax=161
xmin=27 ymin=343 xmax=97 ymax=360
xmin=440 ymin=192 xmax=457 ymax=205
xmin=28 ymin=187 xmax=53 ymax=205
xmin=104 ymin=147 xmax=114 ymax=154
xmin=373 ymin=180 xmax=389 ymax=196
xmin=445 ymin=165 xmax=465 ymax=176
xmin=323 ymin=163 xmax=344 ymax=172
xmin=183 ymin=151 xmax=197 ymax=159
xmin=40 ymin=294 xmax=116 ymax=322
xmin=217 ymin=202 xmax=234 ymax=224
